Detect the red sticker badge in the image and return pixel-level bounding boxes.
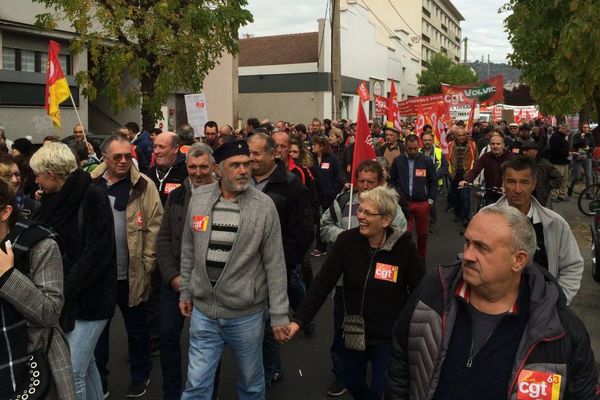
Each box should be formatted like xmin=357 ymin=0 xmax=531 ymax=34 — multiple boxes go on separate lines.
xmin=374 ymin=263 xmax=398 ymax=283
xmin=321 ymin=162 xmax=331 ymax=169
xmin=516 ymin=369 xmax=561 ymax=400
xmin=136 ymin=211 xmax=143 ymax=227
xmin=192 ymin=215 xmax=209 ymax=232
xmin=415 ymin=168 xmax=427 ymax=177
xmin=164 ymin=183 xmax=181 ymax=195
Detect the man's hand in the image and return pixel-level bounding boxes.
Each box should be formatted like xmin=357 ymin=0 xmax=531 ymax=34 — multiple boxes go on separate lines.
xmin=0 ymin=240 xmax=13 ymax=277
xmin=179 ymin=300 xmax=192 ymax=317
xmin=272 ymin=324 xmax=291 ymax=343
xmin=170 ymin=276 xmax=180 ymax=292
xmin=287 ymin=322 xmax=301 ymax=340
xmin=85 ymin=141 xmax=94 ymax=156
xmin=458 ymin=180 xmax=468 ymax=188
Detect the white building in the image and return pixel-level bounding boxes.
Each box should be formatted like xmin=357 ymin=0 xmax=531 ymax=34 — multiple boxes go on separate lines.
xmin=239 ymin=0 xmax=464 ymax=124
xmin=0 ymin=1 xmax=237 ymax=142
xmin=421 ymin=0 xmax=464 ymax=67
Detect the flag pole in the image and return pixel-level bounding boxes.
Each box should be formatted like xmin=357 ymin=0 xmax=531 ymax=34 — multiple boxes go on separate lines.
xmin=68 ymin=91 xmax=87 ymax=143
xmin=347 ymin=183 xmax=354 ymax=230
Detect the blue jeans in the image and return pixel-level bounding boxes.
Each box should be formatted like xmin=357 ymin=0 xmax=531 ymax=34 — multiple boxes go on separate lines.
xmin=343 ymin=342 xmax=392 ymax=400
xmin=66 ymin=319 xmax=108 ymax=400
xmin=159 ymin=282 xmax=185 ymax=400
xmin=330 ymin=286 xmax=345 ymax=383
xmin=182 ymin=308 xmax=265 ymax=400
xmin=95 ymin=280 xmax=152 ymax=387
xmin=570 ymin=158 xmax=593 ymax=189
xmin=263 ymin=264 xmax=304 ymax=385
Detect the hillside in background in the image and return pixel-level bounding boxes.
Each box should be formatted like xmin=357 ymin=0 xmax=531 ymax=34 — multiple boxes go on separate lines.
xmin=469 ymin=60 xmax=521 ymax=83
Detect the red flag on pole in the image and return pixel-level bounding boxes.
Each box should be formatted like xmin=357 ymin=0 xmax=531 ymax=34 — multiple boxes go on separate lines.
xmin=466 ymin=97 xmax=477 ymax=135
xmin=45 ymin=40 xmax=71 ymax=129
xmin=351 ymin=103 xmax=377 ymax=185
xmin=386 ymin=81 xmax=399 ymax=128
xmin=356 ymin=81 xmax=370 ymax=103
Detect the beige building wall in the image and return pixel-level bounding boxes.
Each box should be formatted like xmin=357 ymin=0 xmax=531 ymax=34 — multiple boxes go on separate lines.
xmin=201 ymin=53 xmax=236 ymax=127
xmin=239 ymin=92 xmax=325 ymax=124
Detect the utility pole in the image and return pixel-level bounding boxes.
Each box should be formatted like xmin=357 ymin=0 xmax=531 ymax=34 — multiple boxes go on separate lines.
xmin=331 ymin=0 xmax=342 ymax=120
xmin=463 ymin=37 xmax=467 ymax=64
xmin=487 ymin=54 xmax=490 ymax=77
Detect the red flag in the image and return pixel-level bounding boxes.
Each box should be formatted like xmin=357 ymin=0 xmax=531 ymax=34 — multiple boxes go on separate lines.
xmin=374 ymin=95 xmax=388 ymax=116
xmin=351 ymin=103 xmax=377 ymax=185
xmin=45 ymin=40 xmax=71 ymax=129
xmin=466 ymin=97 xmax=477 ymax=135
xmin=386 ymin=81 xmax=399 ymax=128
xmin=356 ymin=81 xmax=370 ymax=103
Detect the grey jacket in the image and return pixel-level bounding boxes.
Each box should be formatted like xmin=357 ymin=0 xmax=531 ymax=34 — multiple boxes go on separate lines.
xmin=489 ymin=196 xmax=583 ymax=304
xmin=0 ymin=239 xmax=76 ymax=400
xmin=179 ymin=183 xmax=290 ymax=326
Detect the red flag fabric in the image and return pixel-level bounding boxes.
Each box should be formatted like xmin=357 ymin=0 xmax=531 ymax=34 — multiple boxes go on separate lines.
xmin=351 ymin=103 xmax=377 ymax=185
xmin=356 ymin=81 xmax=370 ymax=103
xmin=45 ymin=40 xmax=71 ymax=128
xmin=466 ymin=97 xmax=477 ymax=134
xmin=386 ymin=81 xmax=399 ymax=128
xmin=374 ymin=95 xmax=388 ymax=116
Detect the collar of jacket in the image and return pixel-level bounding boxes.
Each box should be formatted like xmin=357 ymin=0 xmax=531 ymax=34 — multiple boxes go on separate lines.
xmin=493 ymin=195 xmax=556 ymax=226
xmin=379 ymin=226 xmax=404 ymax=251
xmin=199 ymin=181 xmax=264 ymax=211
xmin=264 ymin=159 xmax=289 ymax=185
xmin=438 ymin=261 xmax=564 ymax=340
xmin=90 ymin=162 xmax=147 ymax=199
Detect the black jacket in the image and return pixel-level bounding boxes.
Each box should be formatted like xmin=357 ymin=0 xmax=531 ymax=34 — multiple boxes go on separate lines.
xmin=156 ymin=178 xmax=192 ymax=285
xmin=384 ymin=263 xmax=598 ymax=400
xmin=313 ymin=153 xmax=343 ymax=207
xmin=390 ymin=153 xmax=437 ymax=202
xmin=572 ymin=132 xmax=595 ymax=153
xmin=262 ymin=160 xmax=314 ymax=266
xmin=293 ymin=227 xmax=424 ymax=344
xmin=148 ymin=152 xmax=188 ymax=206
xmin=548 ymin=133 xmax=571 ymax=165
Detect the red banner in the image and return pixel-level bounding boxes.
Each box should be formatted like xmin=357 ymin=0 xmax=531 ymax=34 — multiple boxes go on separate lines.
xmin=351 ymin=103 xmax=377 ymax=185
xmin=357 ymin=81 xmax=370 ymax=103
xmin=398 ymin=94 xmax=446 ymax=116
xmin=441 ymin=75 xmax=504 ymax=107
xmin=374 ymin=95 xmax=387 ymax=116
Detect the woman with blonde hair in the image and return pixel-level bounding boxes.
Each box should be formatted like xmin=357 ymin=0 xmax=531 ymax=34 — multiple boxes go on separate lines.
xmin=30 ymin=143 xmax=116 ymax=400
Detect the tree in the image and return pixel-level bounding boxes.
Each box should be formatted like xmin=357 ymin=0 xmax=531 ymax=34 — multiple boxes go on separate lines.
xmin=504 ymin=84 xmax=534 ymax=106
xmin=34 ymin=0 xmax=253 ymax=130
xmin=417 ymin=53 xmax=478 ymax=96
xmin=504 ymin=0 xmax=600 ymax=121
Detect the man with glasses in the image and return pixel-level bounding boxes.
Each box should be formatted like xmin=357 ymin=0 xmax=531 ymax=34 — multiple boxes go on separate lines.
xmin=91 ymin=135 xmax=163 ymax=398
xmin=157 ymin=143 xmax=216 ymax=400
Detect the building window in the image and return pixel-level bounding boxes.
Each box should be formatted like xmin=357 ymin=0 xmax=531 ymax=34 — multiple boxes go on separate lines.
xmin=422 ymin=6 xmax=430 ymax=17
xmin=2 ymin=48 xmax=16 ymax=70
xmin=20 ymin=50 xmax=35 ymax=72
xmin=422 ymin=34 xmax=430 ymax=43
xmin=441 ymin=24 xmax=447 ymax=32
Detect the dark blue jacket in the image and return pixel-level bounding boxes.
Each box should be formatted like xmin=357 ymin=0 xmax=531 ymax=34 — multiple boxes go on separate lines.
xmin=389 ymin=153 xmax=437 ymax=202
xmin=313 ymin=153 xmax=343 ymax=208
xmin=133 ymin=131 xmax=154 ymax=163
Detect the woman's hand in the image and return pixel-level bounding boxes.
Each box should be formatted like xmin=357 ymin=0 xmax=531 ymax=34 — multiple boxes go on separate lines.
xmin=0 ymin=240 xmax=14 ymax=276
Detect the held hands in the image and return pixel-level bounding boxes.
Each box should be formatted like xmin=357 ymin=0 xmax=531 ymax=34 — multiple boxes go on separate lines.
xmin=272 ymin=322 xmax=302 ymax=344
xmin=0 ymin=240 xmax=13 ymax=277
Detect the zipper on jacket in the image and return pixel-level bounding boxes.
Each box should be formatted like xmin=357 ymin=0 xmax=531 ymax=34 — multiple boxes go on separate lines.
xmin=465 ymin=305 xmax=500 ymax=368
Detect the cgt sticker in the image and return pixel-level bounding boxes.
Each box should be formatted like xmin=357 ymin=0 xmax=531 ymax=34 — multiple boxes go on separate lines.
xmin=192 ymin=215 xmax=209 ymax=232
xmin=374 ymin=263 xmax=398 ymax=283
xmin=164 ymin=183 xmax=181 ymax=195
xmin=517 ymin=369 xmax=561 ymax=400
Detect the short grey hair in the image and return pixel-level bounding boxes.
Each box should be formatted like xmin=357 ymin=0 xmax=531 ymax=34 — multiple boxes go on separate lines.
xmin=247 ymin=132 xmax=276 ymax=153
xmin=358 ymin=186 xmax=399 ymax=219
xmin=101 ymin=134 xmax=130 ymax=154
xmin=478 ymin=205 xmax=537 ymax=263
xmin=187 ymin=142 xmax=215 ymax=164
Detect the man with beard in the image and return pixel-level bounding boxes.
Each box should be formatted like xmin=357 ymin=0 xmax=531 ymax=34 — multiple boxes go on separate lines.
xmin=377 ymin=127 xmax=405 ymax=170
xmin=178 ymin=140 xmax=290 ymax=400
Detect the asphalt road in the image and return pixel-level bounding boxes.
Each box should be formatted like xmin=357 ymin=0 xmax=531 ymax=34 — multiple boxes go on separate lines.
xmin=104 ymin=195 xmax=600 ymax=399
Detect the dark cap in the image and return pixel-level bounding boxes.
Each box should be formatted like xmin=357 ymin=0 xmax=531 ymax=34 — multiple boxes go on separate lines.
xmin=213 ymin=140 xmax=249 ymax=164
xmin=12 ymin=138 xmax=33 ymax=156
xmin=383 ymin=126 xmax=400 ymax=135
xmin=520 ymin=142 xmax=538 ymax=151
xmin=519 ymin=123 xmax=530 ymax=130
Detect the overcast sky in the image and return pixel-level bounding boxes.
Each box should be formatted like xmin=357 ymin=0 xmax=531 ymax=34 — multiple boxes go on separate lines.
xmin=240 ymin=0 xmax=512 ymax=63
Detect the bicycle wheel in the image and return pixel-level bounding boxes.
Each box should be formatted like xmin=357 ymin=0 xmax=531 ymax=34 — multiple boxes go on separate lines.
xmin=578 ymin=183 xmax=600 ymax=216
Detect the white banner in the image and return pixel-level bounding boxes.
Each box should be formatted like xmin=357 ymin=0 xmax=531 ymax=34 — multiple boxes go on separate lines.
xmin=184 ymin=93 xmax=209 ymax=138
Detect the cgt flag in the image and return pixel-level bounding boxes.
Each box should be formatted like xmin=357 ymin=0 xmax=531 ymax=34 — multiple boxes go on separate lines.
xmin=386 ymin=81 xmax=399 ymax=128
xmin=45 ymin=40 xmax=71 ymax=129
xmin=356 ymin=81 xmax=370 ymax=103
xmin=351 ymin=103 xmax=377 ymax=185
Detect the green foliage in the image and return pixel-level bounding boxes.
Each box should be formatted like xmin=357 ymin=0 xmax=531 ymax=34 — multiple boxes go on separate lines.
xmin=34 ymin=0 xmax=253 ymax=129
xmin=504 ymin=0 xmax=600 ymax=118
xmin=417 ymin=53 xmax=478 ymax=95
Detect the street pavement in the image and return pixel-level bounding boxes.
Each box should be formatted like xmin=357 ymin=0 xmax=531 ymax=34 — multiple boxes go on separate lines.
xmin=104 ymin=194 xmax=600 ymax=399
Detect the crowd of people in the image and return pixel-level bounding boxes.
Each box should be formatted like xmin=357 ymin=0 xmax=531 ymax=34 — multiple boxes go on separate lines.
xmin=0 ymin=114 xmax=597 ymax=400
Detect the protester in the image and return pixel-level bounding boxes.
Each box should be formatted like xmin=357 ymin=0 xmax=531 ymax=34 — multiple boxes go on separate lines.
xmin=446 ymin=126 xmax=477 ymax=224
xmin=125 ymin=122 xmax=153 ymax=163
xmin=91 ymin=135 xmax=163 ymax=398
xmin=548 ymin=123 xmax=571 ymax=201
xmin=0 ymin=179 xmax=77 ymax=400
xmin=0 ymin=153 xmax=38 ymax=217
xmin=178 ymin=140 xmax=290 ymax=400
xmin=157 ymin=143 xmax=216 ymax=400
xmin=290 ymin=186 xmax=424 ymax=400
xmin=568 ymin=122 xmax=595 ymax=197
xmin=384 ymin=205 xmax=597 ymax=399
xmin=520 ymin=142 xmax=563 ymax=207
xmin=30 ymin=143 xmax=116 ymax=400
xmin=419 ymin=131 xmax=448 ymax=233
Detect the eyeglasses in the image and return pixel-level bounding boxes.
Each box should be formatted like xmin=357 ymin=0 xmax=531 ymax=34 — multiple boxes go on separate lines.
xmin=110 ymin=153 xmax=133 ymax=162
xmin=1 ymin=172 xmax=20 ymax=179
xmin=73 ymin=130 xmax=84 ymax=134
xmin=356 ymin=207 xmax=385 ymax=217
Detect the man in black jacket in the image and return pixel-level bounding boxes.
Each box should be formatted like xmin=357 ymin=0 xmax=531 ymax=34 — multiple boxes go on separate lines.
xmin=247 ymin=132 xmax=314 ymax=387
xmin=384 ymin=205 xmax=598 ymax=400
xmin=389 ymin=134 xmax=436 ymax=260
xmin=156 ymin=143 xmax=216 ymax=400
xmin=548 ymin=123 xmax=571 ymax=201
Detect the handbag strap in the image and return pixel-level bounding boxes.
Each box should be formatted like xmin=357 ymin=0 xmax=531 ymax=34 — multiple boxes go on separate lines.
xmin=343 ymin=246 xmax=381 ymax=318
